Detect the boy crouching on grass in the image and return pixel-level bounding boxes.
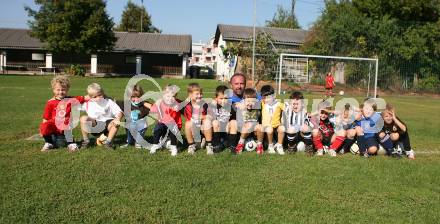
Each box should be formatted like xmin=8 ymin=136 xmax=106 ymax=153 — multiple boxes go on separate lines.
xmin=205 ymin=85 xmax=236 ymax=153
xmin=183 ymin=83 xmax=211 ymax=155
xmin=148 ymin=84 xmax=182 ymax=156
xmin=234 ymin=88 xmax=264 ymax=155
xmin=80 ymin=83 xmax=123 ymax=149
xmin=260 ymin=85 xmax=285 ymax=155
xmin=40 ymin=75 xmax=88 ymax=152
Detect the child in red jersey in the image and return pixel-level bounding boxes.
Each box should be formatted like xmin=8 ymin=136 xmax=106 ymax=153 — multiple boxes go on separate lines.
xmin=40 ymin=76 xmax=87 ymax=152
xmin=325 ymin=71 xmax=335 ymax=98
xmin=183 ymin=83 xmax=210 ymax=155
xmin=148 ymin=84 xmax=183 ymax=156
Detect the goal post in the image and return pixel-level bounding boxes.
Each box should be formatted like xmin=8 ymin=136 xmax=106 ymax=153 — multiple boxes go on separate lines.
xmin=277 ymin=53 xmax=379 ymax=97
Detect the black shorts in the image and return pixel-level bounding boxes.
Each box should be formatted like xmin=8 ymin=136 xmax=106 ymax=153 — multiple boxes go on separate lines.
xmin=91 ymin=119 xmax=113 ymax=137
xmin=365 ymin=137 xmax=378 ymax=149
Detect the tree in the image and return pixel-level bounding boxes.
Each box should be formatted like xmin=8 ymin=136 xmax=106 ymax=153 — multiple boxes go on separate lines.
xmin=25 ymin=0 xmax=116 ymax=54
xmin=226 ymin=33 xmax=279 ymax=86
xmin=266 ymin=1 xmax=300 ymax=29
xmin=303 ymin=0 xmax=440 ymax=90
xmin=116 ymin=1 xmax=160 ymax=33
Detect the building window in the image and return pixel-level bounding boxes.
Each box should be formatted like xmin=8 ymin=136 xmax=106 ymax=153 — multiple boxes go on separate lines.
xmin=125 ymin=56 xmax=136 ymax=64
xmin=195 ymin=57 xmax=199 ymax=62
xmin=206 ymin=57 xmax=211 ymax=62
xmin=207 ymin=48 xmax=211 ymax=53
xmin=32 ymin=53 xmax=44 ymax=61
xmin=213 ymin=56 xmax=216 ymax=61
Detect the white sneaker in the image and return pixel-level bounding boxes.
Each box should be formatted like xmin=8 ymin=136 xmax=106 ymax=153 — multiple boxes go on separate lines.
xmin=67 ymin=143 xmax=79 ymax=152
xmin=120 ymin=143 xmax=130 ymax=149
xmin=206 ymin=145 xmax=214 ymax=155
xmin=406 ymin=150 xmax=415 ymax=160
xmin=135 ymin=143 xmax=142 ymax=149
xmin=323 ymin=146 xmax=329 ymax=154
xmin=316 ymin=149 xmax=324 ymax=156
xmin=275 ymin=143 xmax=285 ymax=155
xmin=188 ymin=144 xmax=196 ymax=155
xmin=328 ymin=150 xmax=337 ymax=157
xmin=170 ymin=145 xmax=178 ymax=156
xmin=268 ymin=144 xmax=276 ymax=154
xmin=41 ymin=143 xmax=54 ymax=152
xmin=150 ymin=144 xmax=160 ymax=154
xmin=165 ymin=140 xmax=172 ymax=150
xmin=200 ymin=138 xmax=206 ymax=149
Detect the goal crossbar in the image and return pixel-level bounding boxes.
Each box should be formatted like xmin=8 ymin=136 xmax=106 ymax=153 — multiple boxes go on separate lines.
xmin=277 ymin=53 xmax=379 ymax=97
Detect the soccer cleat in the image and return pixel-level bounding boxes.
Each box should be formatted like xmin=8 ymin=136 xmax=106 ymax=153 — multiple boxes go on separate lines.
xmin=305 ymin=145 xmax=314 ymax=157
xmin=103 ymin=140 xmax=115 ymax=150
xmin=150 ymin=144 xmax=160 ymax=154
xmin=120 ymin=143 xmax=130 ymax=149
xmin=287 ymin=143 xmax=298 ymax=153
xmin=275 ymin=143 xmax=285 ymax=155
xmin=187 ymin=144 xmax=196 ymax=155
xmin=135 ymin=143 xmax=142 ymax=149
xmin=41 ymin=143 xmax=54 ymax=152
xmin=67 ymin=143 xmax=79 ymax=152
xmin=96 ymin=134 xmax=107 ymax=146
xmin=328 ymin=149 xmax=337 ymax=157
xmin=362 ymin=152 xmax=370 ymax=158
xmin=256 ymin=144 xmax=263 ymax=155
xmin=339 ymin=148 xmax=345 ymax=154
xmin=316 ymin=149 xmax=324 ymax=156
xmin=206 ymin=145 xmax=214 ymax=155
xmin=81 ymin=140 xmax=91 ymax=149
xmin=235 ymin=143 xmax=245 ymax=154
xmin=267 ymin=144 xmax=276 ymax=154
xmin=170 ymin=145 xmax=178 ymax=156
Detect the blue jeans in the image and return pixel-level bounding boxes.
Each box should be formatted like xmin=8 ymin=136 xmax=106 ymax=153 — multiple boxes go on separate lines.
xmin=126 ymin=128 xmax=146 ymax=145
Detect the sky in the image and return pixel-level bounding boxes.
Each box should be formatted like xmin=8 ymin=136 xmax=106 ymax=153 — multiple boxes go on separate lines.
xmin=0 ymin=0 xmax=324 ymax=43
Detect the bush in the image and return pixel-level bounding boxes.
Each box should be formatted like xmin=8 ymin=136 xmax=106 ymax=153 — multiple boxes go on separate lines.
xmin=417 ymin=76 xmax=440 ymax=93
xmin=66 ymin=64 xmax=85 ymax=76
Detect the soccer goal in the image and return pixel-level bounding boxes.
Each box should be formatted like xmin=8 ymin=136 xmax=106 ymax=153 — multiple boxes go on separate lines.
xmin=276 ymin=53 xmax=379 ymax=97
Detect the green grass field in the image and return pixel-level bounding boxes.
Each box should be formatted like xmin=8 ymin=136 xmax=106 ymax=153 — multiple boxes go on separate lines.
xmin=1 ymin=75 xmax=439 ymax=223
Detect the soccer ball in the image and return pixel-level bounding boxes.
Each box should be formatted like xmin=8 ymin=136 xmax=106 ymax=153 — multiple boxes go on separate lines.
xmin=96 ymin=134 xmax=107 ymax=146
xmin=297 ymin=141 xmax=306 ymax=152
xmin=377 ymin=145 xmax=387 ymax=155
xmin=245 ymin=139 xmax=257 ymax=151
xmin=350 ymin=143 xmax=360 ymax=155
xmin=339 ymin=90 xmax=345 ymax=96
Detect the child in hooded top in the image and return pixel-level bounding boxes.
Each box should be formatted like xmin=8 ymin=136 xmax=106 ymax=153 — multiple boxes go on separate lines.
xmin=354 ymin=99 xmax=382 ymax=158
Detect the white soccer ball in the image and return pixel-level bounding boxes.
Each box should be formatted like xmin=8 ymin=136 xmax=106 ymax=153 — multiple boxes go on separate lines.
xmin=377 ymin=145 xmax=387 ymax=155
xmin=297 ymin=141 xmax=306 ymax=152
xmin=350 ymin=143 xmax=360 ymax=155
xmin=339 ymin=90 xmax=345 ymax=96
xmin=245 ymin=139 xmax=257 ymax=151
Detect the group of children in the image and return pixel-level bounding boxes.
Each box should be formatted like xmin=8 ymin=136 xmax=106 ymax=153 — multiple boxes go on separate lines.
xmin=40 ymin=75 xmax=415 ymax=159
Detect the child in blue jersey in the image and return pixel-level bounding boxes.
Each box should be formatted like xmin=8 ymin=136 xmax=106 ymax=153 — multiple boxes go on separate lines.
xmin=355 ymin=99 xmax=382 ymax=157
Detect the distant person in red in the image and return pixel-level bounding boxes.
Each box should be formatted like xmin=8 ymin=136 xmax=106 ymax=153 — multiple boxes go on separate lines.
xmin=325 ymin=71 xmax=335 ymax=97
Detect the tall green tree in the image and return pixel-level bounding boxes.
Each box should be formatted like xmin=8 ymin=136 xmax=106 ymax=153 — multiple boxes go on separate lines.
xmin=303 ymin=0 xmax=440 ymax=90
xmin=116 ymin=1 xmax=160 ymax=33
xmin=266 ymin=1 xmax=300 ymax=29
xmin=25 ymin=0 xmax=116 ymax=54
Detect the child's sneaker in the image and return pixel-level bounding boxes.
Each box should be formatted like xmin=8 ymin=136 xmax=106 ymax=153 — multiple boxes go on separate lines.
xmin=96 ymin=134 xmax=107 ymax=146
xmin=328 ymin=149 xmax=337 ymax=157
xmin=103 ymin=140 xmax=115 ymax=150
xmin=200 ymin=138 xmax=206 ymax=149
xmin=267 ymin=144 xmax=276 ymax=154
xmin=135 ymin=143 xmax=142 ymax=149
xmin=206 ymin=145 xmax=214 ymax=155
xmin=406 ymin=150 xmax=415 ymax=160
xmin=235 ymin=143 xmax=245 ymax=154
xmin=170 ymin=145 xmax=178 ymax=156
xmin=362 ymin=152 xmax=370 ymax=158
xmin=305 ymin=145 xmax=314 ymax=157
xmin=165 ymin=140 xmax=172 ymax=150
xmin=287 ymin=143 xmax=297 ymax=153
xmin=316 ymin=149 xmax=324 ymax=156
xmin=256 ymin=144 xmax=263 ymax=155
xmin=67 ymin=143 xmax=79 ymax=152
xmin=41 ymin=143 xmax=54 ymax=152
xmin=81 ymin=140 xmax=91 ymax=149
xmin=120 ymin=143 xmax=130 ymax=149
xmin=150 ymin=144 xmax=160 ymax=154
xmin=188 ymin=144 xmax=196 ymax=155
xmin=275 ymin=143 xmax=285 ymax=155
